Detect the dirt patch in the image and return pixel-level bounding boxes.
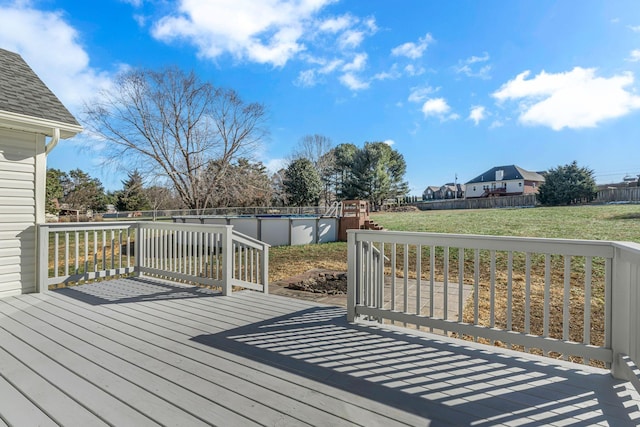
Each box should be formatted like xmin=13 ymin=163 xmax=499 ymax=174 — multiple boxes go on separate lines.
xmin=270 ymin=269 xmax=349 ymax=306
xmin=273 ymin=269 xmax=347 ymax=294
xmin=287 ymin=271 xmax=347 ymax=294
xmin=383 ymin=205 xmax=419 ymax=212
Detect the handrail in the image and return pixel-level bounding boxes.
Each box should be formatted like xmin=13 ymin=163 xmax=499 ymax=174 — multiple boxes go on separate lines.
xmin=347 ymin=229 xmax=640 ymax=387
xmin=230 ymin=229 xmax=269 ymax=293
xmin=38 ymin=221 xmax=269 ymax=295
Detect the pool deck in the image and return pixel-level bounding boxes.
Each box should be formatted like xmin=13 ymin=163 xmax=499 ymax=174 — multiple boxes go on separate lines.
xmin=0 ymin=277 xmax=638 ymax=426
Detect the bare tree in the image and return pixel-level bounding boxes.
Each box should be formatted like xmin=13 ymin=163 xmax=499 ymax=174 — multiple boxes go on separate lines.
xmin=291 ymin=134 xmax=334 ymax=166
xmin=290 ymin=134 xmax=335 ymax=205
xmin=83 ymin=67 xmax=268 ymax=210
xmin=145 ymin=185 xmax=182 ymax=211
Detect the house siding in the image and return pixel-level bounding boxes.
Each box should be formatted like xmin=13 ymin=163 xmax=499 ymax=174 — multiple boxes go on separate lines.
xmin=0 ymin=128 xmax=37 ymax=296
xmin=466 ymin=180 xmax=528 ymax=198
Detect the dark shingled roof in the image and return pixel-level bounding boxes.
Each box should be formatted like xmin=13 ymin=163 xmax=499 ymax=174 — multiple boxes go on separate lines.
xmin=0 ymin=48 xmax=80 ymax=126
xmin=465 ymin=165 xmax=545 ymax=184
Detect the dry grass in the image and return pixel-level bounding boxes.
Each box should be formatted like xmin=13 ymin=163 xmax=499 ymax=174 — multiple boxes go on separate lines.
xmin=269 ymin=204 xmax=640 ymax=365
xmin=270 ymin=243 xmax=347 ymax=281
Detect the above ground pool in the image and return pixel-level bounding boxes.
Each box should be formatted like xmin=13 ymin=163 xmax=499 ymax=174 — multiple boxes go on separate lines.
xmin=172 ymin=215 xmax=338 ymax=246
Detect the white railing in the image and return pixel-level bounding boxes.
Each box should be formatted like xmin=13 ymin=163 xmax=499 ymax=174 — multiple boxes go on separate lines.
xmin=347 ymin=230 xmax=640 ymax=384
xmin=38 ymin=222 xmax=269 ymax=295
xmin=37 ymin=222 xmax=137 ymax=286
xmin=100 ymin=205 xmax=340 ymax=221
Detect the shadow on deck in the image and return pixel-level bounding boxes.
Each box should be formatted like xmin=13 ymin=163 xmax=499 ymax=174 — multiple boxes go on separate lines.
xmin=193 ymin=302 xmax=640 ymax=426
xmin=0 ymin=277 xmax=637 ymax=426
xmin=54 ymin=276 xmax=223 ymax=305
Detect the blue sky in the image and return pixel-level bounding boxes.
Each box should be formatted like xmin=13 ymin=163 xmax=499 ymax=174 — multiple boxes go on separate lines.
xmin=1 ymin=1 xmax=640 ymax=194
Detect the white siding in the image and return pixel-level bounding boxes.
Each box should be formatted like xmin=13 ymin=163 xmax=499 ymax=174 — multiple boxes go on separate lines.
xmin=466 ymin=179 xmax=525 ymax=198
xmin=0 ymin=128 xmax=37 ymax=296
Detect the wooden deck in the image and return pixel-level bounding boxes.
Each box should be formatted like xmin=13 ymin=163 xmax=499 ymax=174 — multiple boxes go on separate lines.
xmin=0 ymin=277 xmax=638 ymax=426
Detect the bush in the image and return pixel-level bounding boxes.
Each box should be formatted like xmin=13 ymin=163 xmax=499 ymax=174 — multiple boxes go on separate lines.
xmin=537 ymin=161 xmax=597 ymax=206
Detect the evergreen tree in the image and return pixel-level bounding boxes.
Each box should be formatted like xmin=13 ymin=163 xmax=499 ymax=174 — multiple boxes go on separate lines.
xmin=45 ymin=168 xmax=65 ymax=214
xmin=337 ymin=142 xmax=409 ymax=209
xmin=537 ymin=161 xmax=598 ymax=206
xmin=62 ymin=169 xmax=107 ymax=212
xmin=116 ymin=170 xmax=150 ymax=212
xmin=283 ymin=158 xmax=322 ymax=206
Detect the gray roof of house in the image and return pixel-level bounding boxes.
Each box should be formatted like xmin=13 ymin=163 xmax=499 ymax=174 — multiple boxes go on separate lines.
xmin=465 ymin=165 xmax=545 ymax=184
xmin=0 ymin=48 xmax=80 ymax=126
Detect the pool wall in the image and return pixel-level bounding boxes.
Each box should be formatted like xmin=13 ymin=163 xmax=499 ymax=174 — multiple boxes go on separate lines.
xmin=172 ymin=215 xmax=338 ymax=246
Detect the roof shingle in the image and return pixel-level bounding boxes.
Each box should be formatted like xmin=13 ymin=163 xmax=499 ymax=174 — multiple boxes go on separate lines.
xmin=0 ymin=48 xmax=80 ymax=126
xmin=465 ymin=165 xmax=545 ymax=184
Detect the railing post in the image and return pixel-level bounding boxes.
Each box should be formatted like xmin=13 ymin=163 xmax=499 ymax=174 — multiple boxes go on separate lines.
xmin=610 ymin=244 xmax=639 ymax=380
xmin=222 ymin=226 xmax=233 ymax=296
xmin=135 ymin=223 xmax=144 ymax=277
xmin=347 ymin=230 xmax=357 ymax=322
xmin=261 ymin=242 xmax=269 ymax=294
xmin=37 ymin=224 xmax=49 ymax=293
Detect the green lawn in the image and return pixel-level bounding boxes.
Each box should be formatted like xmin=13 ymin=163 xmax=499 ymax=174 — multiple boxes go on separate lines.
xmin=270 ymin=204 xmax=640 ymax=281
xmin=372 ymin=204 xmax=640 ymax=241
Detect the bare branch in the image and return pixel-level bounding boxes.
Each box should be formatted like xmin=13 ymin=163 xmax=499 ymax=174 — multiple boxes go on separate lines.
xmin=83 ymin=67 xmax=268 ymax=209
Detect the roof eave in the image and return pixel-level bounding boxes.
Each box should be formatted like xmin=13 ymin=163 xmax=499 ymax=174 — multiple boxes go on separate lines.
xmin=0 ymin=110 xmax=83 ymax=139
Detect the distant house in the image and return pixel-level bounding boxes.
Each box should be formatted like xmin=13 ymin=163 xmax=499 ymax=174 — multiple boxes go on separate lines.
xmin=0 ymin=48 xmax=82 ymax=296
xmin=423 ymin=183 xmax=465 ymax=200
xmin=422 ymin=186 xmax=442 ymax=200
xmin=465 ymin=165 xmax=544 ymax=199
xmin=440 ymin=183 xmax=465 ymax=199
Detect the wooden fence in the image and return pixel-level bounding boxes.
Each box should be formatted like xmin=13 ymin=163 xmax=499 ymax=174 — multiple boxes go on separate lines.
xmin=416 ymin=194 xmax=537 ymax=210
xmin=596 ymin=187 xmax=640 ymax=203
xmin=415 ymin=187 xmax=640 ymax=211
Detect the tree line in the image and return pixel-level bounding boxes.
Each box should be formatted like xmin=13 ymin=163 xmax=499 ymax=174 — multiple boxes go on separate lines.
xmin=46 ymin=135 xmax=409 ymax=214
xmin=54 ymin=65 xmax=597 ymax=213
xmin=47 ymin=66 xmax=410 ymax=214
xmin=281 ymin=136 xmax=408 ymax=209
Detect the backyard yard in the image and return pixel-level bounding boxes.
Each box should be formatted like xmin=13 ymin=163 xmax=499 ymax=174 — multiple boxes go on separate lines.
xmin=270 ymin=204 xmax=640 ymax=281
xmin=271 ymin=204 xmax=640 ymax=364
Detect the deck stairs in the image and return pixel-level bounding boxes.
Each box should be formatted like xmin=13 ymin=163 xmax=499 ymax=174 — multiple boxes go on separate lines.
xmin=361 ymin=219 xmax=384 ymax=231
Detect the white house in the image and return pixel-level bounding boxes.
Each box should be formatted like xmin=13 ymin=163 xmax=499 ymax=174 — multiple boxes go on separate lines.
xmin=0 ymin=48 xmax=82 ymax=297
xmin=465 ymin=165 xmax=544 ymax=199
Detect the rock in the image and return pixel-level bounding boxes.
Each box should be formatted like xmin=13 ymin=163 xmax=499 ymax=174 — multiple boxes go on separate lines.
xmin=286 ymin=270 xmax=348 ymax=294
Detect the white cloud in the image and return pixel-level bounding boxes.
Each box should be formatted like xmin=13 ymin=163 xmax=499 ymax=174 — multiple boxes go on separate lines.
xmin=315 ymin=59 xmax=342 ymax=76
xmin=408 ymin=85 xmax=437 ymax=103
xmin=628 ymin=49 xmax=640 ymax=62
xmin=466 ymin=52 xmax=490 ymax=64
xmin=0 ymin=4 xmax=113 ymax=113
xmin=421 ymin=98 xmax=447 ymax=114
xmin=339 ymin=72 xmax=369 ymax=90
xmin=152 ymin=0 xmax=336 ymax=67
xmin=493 ymin=67 xmax=640 ymax=130
xmin=342 ymin=53 xmax=367 ymax=72
xmin=468 ymin=106 xmax=486 ymax=125
xmin=383 ymin=139 xmax=395 ymax=146
xmin=421 ymin=98 xmax=458 ymax=121
xmin=455 ymin=52 xmax=491 ymax=79
xmin=296 ymin=69 xmax=317 ymax=87
xmin=391 ymin=33 xmax=434 ymax=59
xmin=295 ymin=57 xmax=344 ymax=87
xmin=277 ymin=11 xmax=376 ymax=91
xmin=373 ymin=64 xmax=400 ymax=81
xmin=404 ymin=64 xmax=425 ymax=76
xmin=319 ymin=15 xmax=355 ymax=33
xmin=489 ymin=120 xmax=504 ymax=129
xmin=628 ymin=25 xmax=640 ymax=32
xmin=338 ymin=30 xmax=365 ymax=49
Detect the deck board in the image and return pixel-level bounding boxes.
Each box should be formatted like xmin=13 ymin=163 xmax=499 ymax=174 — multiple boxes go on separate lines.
xmin=0 ymin=277 xmax=638 ymax=426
